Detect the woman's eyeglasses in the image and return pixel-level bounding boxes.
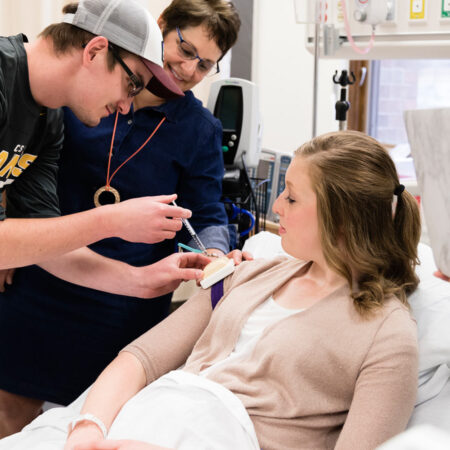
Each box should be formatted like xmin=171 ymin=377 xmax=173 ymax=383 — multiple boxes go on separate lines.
xmin=175 ymin=27 xmax=220 ymax=76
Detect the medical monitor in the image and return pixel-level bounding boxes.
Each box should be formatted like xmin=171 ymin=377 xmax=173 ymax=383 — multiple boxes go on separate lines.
xmin=207 ymin=78 xmax=261 ymax=169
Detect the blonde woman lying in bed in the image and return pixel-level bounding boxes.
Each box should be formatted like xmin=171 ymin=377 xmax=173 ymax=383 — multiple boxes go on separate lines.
xmin=1 ymin=131 xmax=421 ymax=450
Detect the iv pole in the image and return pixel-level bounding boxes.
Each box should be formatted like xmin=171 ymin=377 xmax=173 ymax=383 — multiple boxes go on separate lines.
xmin=332 ymin=69 xmax=355 ymax=130
xmin=312 ymin=21 xmax=320 ymax=138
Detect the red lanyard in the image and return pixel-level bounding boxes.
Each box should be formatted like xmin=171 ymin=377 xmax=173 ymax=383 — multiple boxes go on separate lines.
xmin=106 ymin=111 xmax=166 ymax=189
xmin=94 ymin=111 xmax=166 ymax=207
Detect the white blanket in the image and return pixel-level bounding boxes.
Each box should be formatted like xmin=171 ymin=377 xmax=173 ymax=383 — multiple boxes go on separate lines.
xmin=0 ymin=371 xmax=259 ymax=450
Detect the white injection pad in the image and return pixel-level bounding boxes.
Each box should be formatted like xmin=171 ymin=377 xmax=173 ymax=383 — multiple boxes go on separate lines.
xmin=200 ymin=258 xmax=235 ymax=289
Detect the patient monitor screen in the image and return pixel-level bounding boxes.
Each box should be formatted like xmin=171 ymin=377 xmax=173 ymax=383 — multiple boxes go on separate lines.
xmin=215 ymin=86 xmax=242 ymax=131
xmin=214 ymin=85 xmax=243 ymax=166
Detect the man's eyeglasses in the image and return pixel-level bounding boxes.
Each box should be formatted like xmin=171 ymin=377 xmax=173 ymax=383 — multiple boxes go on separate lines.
xmin=108 ymin=44 xmax=145 ymax=97
xmin=176 ymin=27 xmax=220 ymax=76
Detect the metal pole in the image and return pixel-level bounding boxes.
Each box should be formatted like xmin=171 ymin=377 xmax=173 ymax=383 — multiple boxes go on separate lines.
xmin=312 ymin=22 xmax=320 ymax=138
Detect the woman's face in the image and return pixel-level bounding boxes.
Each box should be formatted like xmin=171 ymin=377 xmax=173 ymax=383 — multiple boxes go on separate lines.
xmin=161 ymin=25 xmax=222 ymax=92
xmin=272 ymin=157 xmax=322 ymax=261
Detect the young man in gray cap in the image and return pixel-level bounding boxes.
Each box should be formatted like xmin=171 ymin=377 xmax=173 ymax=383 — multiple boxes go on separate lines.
xmin=0 ymin=0 xmax=211 ymax=436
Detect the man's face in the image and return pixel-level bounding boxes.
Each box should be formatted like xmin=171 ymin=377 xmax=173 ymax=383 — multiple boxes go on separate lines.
xmin=71 ymin=45 xmax=152 ymax=127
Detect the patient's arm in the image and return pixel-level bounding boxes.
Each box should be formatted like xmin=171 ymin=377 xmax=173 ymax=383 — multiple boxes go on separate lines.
xmin=335 ymin=308 xmax=418 ymax=449
xmin=65 ymin=286 xmax=215 ymax=449
xmin=65 ymin=352 xmax=146 ymax=449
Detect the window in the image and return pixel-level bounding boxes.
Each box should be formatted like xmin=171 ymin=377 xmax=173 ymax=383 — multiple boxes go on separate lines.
xmin=369 ymin=59 xmax=450 ymax=145
xmin=367 ymin=59 xmax=450 ymax=245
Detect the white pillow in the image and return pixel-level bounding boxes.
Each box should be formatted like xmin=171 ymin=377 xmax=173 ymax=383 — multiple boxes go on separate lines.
xmin=410 ymin=243 xmax=450 ymax=374
xmin=377 ymin=424 xmax=450 ymax=449
xmin=242 ymin=231 xmax=290 ymax=259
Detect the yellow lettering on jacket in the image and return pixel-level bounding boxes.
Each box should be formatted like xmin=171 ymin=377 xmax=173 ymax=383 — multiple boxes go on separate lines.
xmin=11 ymin=153 xmax=38 ymax=177
xmin=0 ymin=150 xmax=8 ymax=168
xmin=0 ymin=154 xmax=20 ymax=178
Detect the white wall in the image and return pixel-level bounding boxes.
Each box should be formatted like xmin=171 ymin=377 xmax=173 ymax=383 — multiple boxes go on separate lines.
xmin=0 ymin=0 xmax=170 ymax=41
xmin=0 ymin=0 xmax=66 ymax=39
xmin=253 ymin=0 xmax=347 ymax=153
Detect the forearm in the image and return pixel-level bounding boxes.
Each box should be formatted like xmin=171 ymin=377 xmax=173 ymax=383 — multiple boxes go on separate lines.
xmin=0 ymin=195 xmax=192 ymax=270
xmin=82 ymin=352 xmax=146 ymax=426
xmin=39 ymin=247 xmax=207 ymax=299
xmin=38 ymin=247 xmax=139 ymax=297
xmin=68 ymin=352 xmax=146 ymax=442
xmin=0 ymin=208 xmax=112 ymax=270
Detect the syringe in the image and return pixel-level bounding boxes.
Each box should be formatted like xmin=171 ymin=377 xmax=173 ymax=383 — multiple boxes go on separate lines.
xmin=172 ymin=200 xmax=207 ymax=254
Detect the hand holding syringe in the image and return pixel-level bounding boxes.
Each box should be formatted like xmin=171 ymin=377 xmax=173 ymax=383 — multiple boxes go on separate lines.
xmin=171 ymin=200 xmax=238 ymax=287
xmin=172 ymin=201 xmax=234 ymax=287
xmin=171 ymin=200 xmax=207 ymax=253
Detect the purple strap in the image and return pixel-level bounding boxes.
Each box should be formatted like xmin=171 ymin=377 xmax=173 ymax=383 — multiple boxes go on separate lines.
xmin=210 ymin=280 xmax=224 ymax=310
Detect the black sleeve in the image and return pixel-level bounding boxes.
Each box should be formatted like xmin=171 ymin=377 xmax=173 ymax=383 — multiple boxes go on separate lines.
xmin=0 ymin=69 xmax=5 ymax=124
xmin=6 ymin=108 xmax=63 ymax=218
xmin=0 ymin=68 xmax=7 ymax=220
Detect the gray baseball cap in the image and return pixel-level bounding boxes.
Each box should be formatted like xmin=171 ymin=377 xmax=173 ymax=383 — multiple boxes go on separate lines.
xmin=63 ymin=0 xmax=183 ymax=99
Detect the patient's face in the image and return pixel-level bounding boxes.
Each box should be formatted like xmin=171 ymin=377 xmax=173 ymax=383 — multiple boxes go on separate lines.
xmin=272 ymin=157 xmax=321 ymax=261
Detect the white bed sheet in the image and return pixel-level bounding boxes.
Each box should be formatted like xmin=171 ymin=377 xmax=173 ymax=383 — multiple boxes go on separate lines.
xmin=0 ymin=371 xmax=260 ymax=450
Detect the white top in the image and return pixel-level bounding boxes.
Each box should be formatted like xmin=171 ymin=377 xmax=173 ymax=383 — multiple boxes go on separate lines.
xmin=201 ymin=296 xmax=304 ymax=377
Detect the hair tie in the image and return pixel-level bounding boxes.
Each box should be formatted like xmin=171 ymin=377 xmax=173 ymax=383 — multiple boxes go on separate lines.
xmin=394 ymin=184 xmax=405 ymax=196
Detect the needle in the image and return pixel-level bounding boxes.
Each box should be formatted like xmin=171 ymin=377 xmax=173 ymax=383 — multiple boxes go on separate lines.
xmin=172 ymin=200 xmax=207 ymax=253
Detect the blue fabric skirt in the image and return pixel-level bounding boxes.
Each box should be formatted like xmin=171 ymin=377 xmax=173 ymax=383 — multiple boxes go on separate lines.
xmin=0 ymin=265 xmax=170 ymax=405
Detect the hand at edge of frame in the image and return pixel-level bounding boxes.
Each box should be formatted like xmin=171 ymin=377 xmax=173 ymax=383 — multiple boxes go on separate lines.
xmin=434 ymin=270 xmax=450 ymax=282
xmin=226 ymin=249 xmax=253 ymax=265
xmin=0 ymin=268 xmax=15 ymax=292
xmin=64 ymin=421 xmax=104 ymax=450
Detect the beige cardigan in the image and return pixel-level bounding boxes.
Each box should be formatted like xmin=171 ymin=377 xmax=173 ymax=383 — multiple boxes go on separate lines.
xmin=123 ymin=257 xmax=418 ymax=449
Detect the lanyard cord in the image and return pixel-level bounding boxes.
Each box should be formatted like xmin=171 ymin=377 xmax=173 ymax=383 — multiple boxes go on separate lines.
xmin=105 ymin=111 xmax=166 ymax=190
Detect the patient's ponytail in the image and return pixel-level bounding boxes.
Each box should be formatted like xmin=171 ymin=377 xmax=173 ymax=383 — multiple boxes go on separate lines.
xmin=391 ymin=188 xmax=421 ymax=296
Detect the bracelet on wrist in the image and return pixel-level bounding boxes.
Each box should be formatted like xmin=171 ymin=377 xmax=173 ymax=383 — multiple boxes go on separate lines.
xmin=68 ymin=413 xmax=107 ymax=438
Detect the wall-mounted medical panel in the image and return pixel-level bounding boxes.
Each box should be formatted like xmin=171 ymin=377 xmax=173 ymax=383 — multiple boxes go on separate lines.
xmin=304 ymin=0 xmax=450 ymax=59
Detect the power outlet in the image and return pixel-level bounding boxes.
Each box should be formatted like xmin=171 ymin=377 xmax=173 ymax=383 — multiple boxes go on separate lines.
xmin=386 ymin=0 xmax=397 ymax=22
xmin=353 ymin=0 xmax=390 ymax=26
xmin=409 ymin=0 xmax=426 ymax=21
xmin=442 ymin=0 xmax=450 ymax=19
